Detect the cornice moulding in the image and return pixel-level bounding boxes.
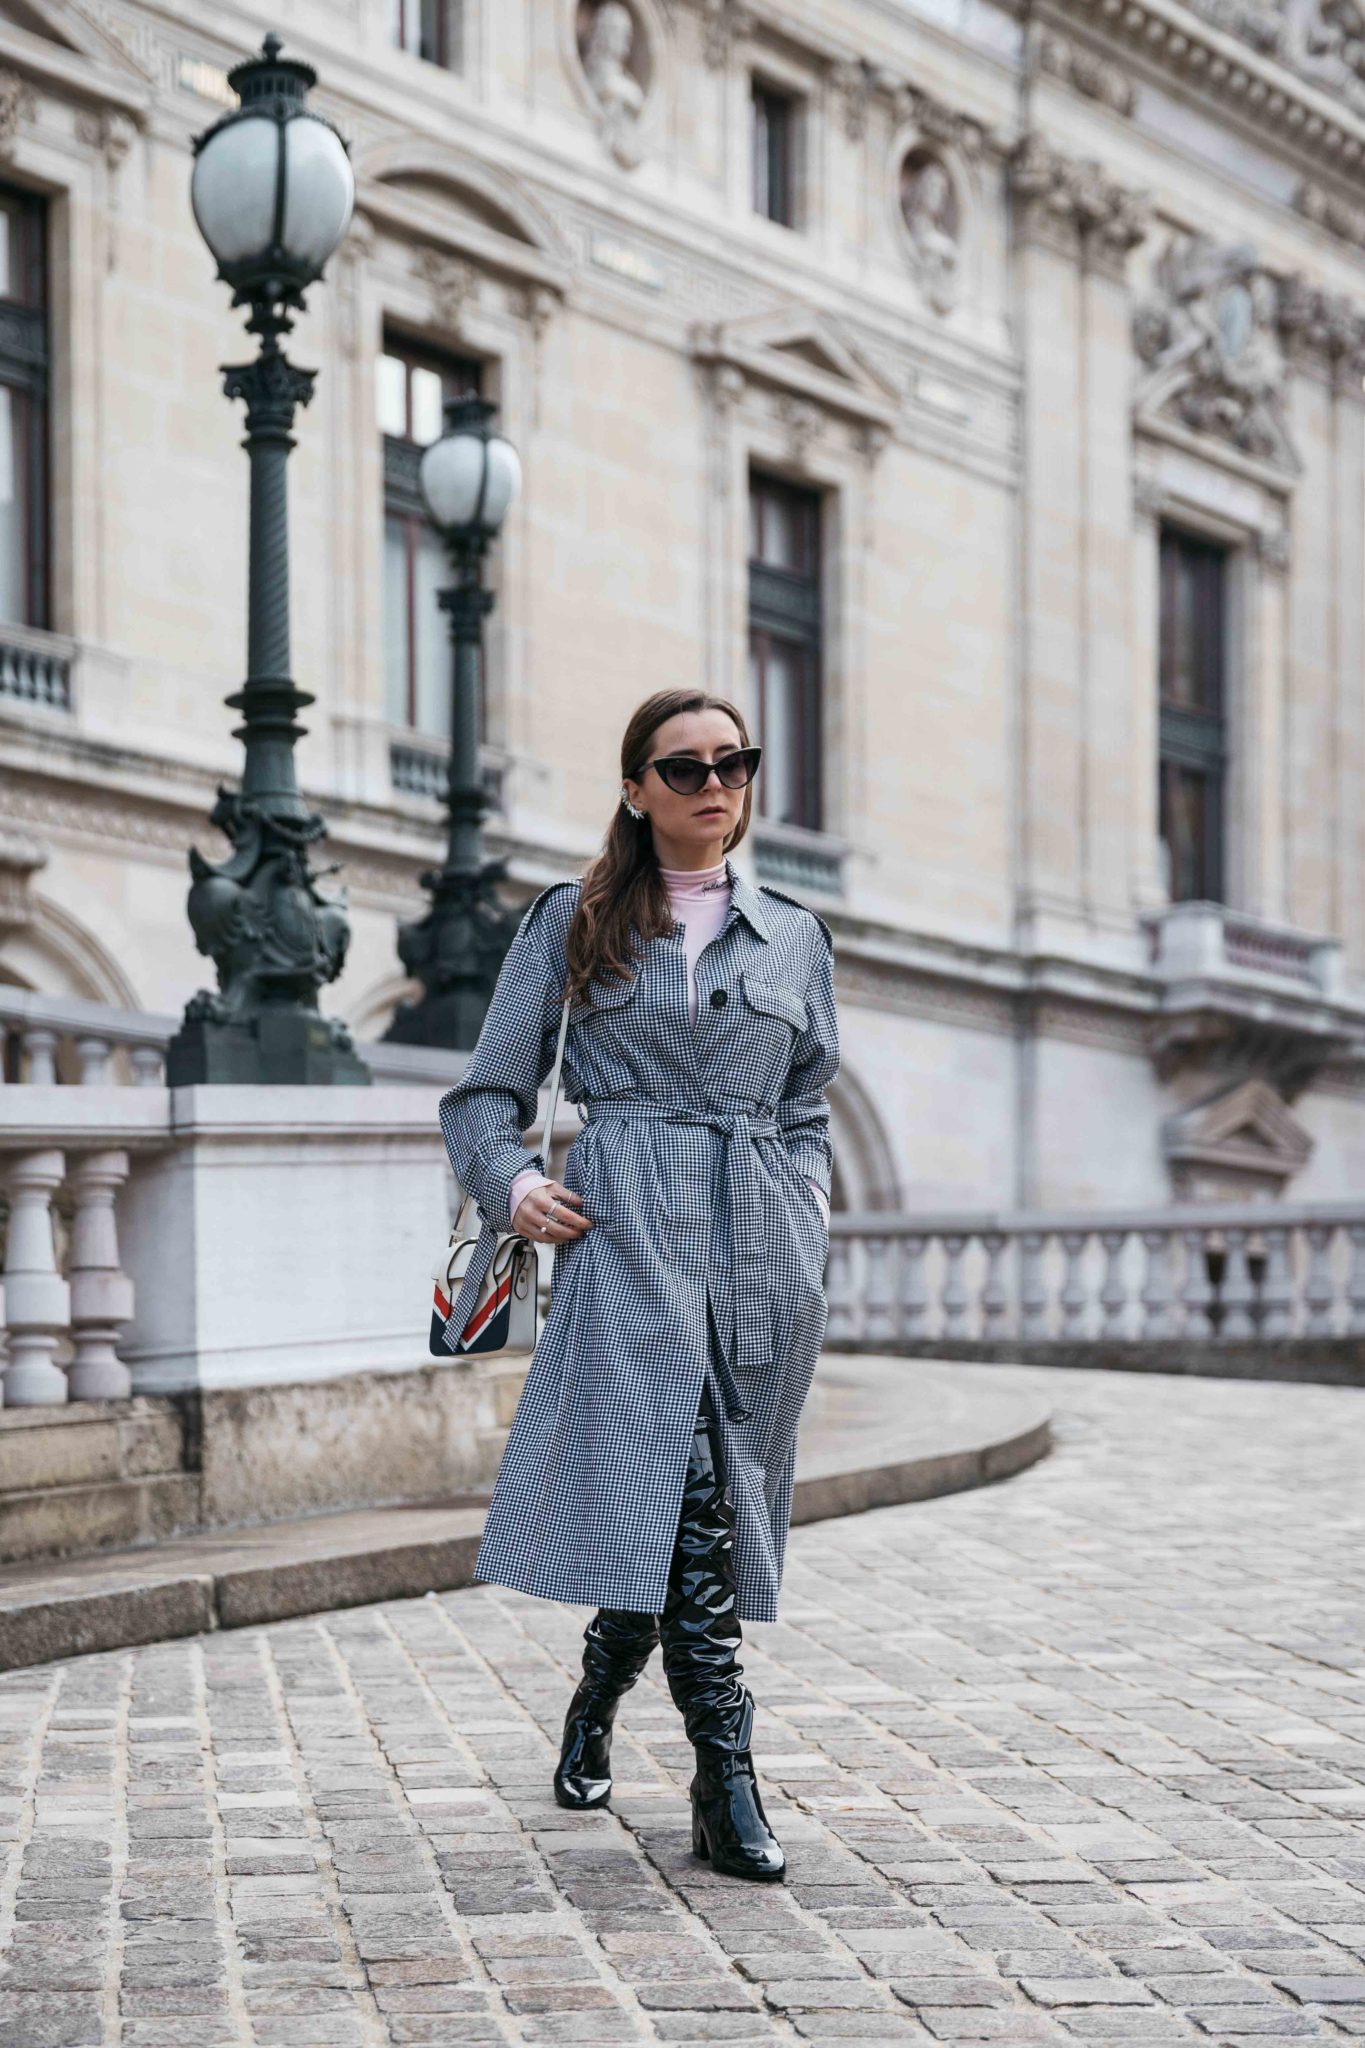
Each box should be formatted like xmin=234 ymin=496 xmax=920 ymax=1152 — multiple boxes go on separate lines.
xmin=1056 ymin=0 xmax=1365 ymax=179
xmin=0 ymin=22 xmax=149 ymax=117
xmin=358 ymin=185 xmax=571 ymax=295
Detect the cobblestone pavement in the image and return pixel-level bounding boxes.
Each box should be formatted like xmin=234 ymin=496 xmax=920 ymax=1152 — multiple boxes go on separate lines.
xmin=1 ymin=1364 xmax=1363 ymax=2048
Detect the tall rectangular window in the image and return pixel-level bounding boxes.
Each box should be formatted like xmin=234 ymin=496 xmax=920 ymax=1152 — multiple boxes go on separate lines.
xmin=388 ymin=0 xmax=460 ymax=67
xmin=751 ymin=81 xmax=797 ymax=227
xmin=0 ymin=186 xmax=48 ymax=629
xmin=1158 ymin=526 xmax=1228 ymax=903
xmin=748 ymin=472 xmax=822 ymax=831
xmin=378 ymin=336 xmax=482 ymax=737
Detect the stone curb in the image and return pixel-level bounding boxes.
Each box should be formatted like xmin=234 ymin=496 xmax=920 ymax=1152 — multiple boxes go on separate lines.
xmin=0 ymin=1385 xmax=1051 ymax=1674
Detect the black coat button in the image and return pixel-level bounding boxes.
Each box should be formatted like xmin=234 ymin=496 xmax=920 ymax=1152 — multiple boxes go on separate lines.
xmin=710 ymin=987 xmax=728 ymax=1007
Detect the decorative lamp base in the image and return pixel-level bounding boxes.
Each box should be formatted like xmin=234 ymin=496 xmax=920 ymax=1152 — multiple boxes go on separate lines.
xmin=165 ymin=1006 xmax=372 ymax=1087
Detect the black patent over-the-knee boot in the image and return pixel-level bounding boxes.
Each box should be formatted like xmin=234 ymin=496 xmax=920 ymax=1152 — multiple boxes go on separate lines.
xmin=657 ymin=1390 xmax=785 ymax=1880
xmin=553 ymin=1607 xmax=660 ymax=1809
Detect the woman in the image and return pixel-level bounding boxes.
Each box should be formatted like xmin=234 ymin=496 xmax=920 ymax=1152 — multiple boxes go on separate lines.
xmin=437 ymin=687 xmax=839 ymax=1882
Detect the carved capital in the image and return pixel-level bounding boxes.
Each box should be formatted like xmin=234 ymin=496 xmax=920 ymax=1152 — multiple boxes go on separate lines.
xmin=1256 ymin=523 xmax=1292 ymax=572
xmin=829 ymin=58 xmax=873 ymax=142
xmin=1009 ymin=133 xmax=1149 ymax=269
xmin=1133 ymin=471 xmax=1166 ymax=522
xmin=1277 ymin=271 xmax=1365 ymax=384
xmin=774 ymin=392 xmax=824 ymax=465
xmin=0 ymin=69 xmax=36 ymax=160
xmin=417 ymin=248 xmax=478 ymax=334
xmin=698 ymin=0 xmax=754 ymax=68
xmin=77 ymin=107 xmax=136 ymax=172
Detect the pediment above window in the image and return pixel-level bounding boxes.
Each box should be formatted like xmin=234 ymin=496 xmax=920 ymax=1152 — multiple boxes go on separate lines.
xmin=1163 ymin=1076 xmax=1314 ymax=1199
xmin=690 ymin=308 xmax=899 ymax=428
xmin=356 ymin=139 xmax=572 ymax=293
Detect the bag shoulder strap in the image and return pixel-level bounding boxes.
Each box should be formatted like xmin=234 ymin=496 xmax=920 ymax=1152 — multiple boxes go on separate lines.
xmin=453 ymin=988 xmax=573 ymax=1239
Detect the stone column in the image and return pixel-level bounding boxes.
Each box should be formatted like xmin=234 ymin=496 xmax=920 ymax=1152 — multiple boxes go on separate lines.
xmin=1242 ymin=526 xmax=1290 ymax=922
xmin=66 ymin=1150 xmax=134 ymax=1402
xmin=2 ymin=1150 xmax=71 ymax=1406
xmin=1009 ymin=135 xmax=1149 ymax=951
xmin=1078 ymin=189 xmax=1149 ymax=925
xmin=1330 ymin=346 xmax=1365 ymax=968
xmin=1011 ymin=134 xmax=1087 ymax=938
xmin=1129 ymin=476 xmax=1166 ymax=913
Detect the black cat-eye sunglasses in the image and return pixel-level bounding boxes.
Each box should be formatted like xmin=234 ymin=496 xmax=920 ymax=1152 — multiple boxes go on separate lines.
xmin=640 ymin=746 xmax=763 ymax=796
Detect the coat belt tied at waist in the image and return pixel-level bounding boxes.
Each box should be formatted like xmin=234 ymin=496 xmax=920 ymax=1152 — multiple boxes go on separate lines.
xmin=580 ymin=1098 xmax=782 ymax=1424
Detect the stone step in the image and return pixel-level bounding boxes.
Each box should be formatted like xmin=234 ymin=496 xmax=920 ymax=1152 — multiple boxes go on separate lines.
xmin=0 ymin=1357 xmax=1051 ymax=1673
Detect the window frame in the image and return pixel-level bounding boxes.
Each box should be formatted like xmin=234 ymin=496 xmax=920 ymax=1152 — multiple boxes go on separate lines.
xmin=379 ymin=332 xmax=482 ymax=735
xmin=747 ymin=469 xmax=823 ymax=832
xmin=1157 ymin=523 xmax=1229 ymax=905
xmin=0 ymin=183 xmax=50 ymax=632
xmin=750 ymin=77 xmax=799 ymax=229
xmin=388 ymin=0 xmax=457 ymax=68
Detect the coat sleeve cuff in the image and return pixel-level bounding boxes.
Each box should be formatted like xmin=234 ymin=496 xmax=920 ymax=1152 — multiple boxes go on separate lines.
xmin=783 ymin=1140 xmax=832 ymax=1199
xmin=473 ymin=1141 xmax=550 ymax=1236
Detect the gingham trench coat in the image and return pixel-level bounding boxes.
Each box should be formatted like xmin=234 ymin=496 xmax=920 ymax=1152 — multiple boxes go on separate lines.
xmin=436 ymin=857 xmax=840 ymax=1625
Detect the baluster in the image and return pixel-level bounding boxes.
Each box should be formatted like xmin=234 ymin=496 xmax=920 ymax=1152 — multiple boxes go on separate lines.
xmin=1141 ymin=1228 xmax=1175 ymax=1340
xmin=1 ymin=1150 xmax=70 ymax=1404
xmin=1304 ymin=1224 xmax=1336 ymax=1336
xmin=825 ymin=1232 xmax=854 ymax=1345
xmin=75 ymin=1036 xmax=112 ymax=1086
xmin=1260 ymin=1226 xmax=1295 ymax=1340
xmin=1059 ymin=1232 xmax=1089 ymax=1338
xmin=1099 ymin=1230 xmax=1128 ymax=1337
xmin=129 ymin=1046 xmax=164 ymax=1087
xmin=1020 ymin=1231 xmax=1049 ymax=1339
xmin=899 ymin=1234 xmax=930 ymax=1339
xmin=21 ymin=1026 xmax=59 ymax=1085
xmin=864 ymin=1231 xmax=895 ymax=1344
xmin=1347 ymin=1226 xmax=1365 ymax=1337
xmin=1180 ymin=1226 xmax=1215 ymax=1338
xmin=980 ymin=1232 xmax=1010 ymax=1339
xmin=941 ymin=1234 xmax=970 ymax=1338
xmin=66 ymin=1151 xmax=134 ymax=1400
xmin=1220 ymin=1227 xmax=1256 ymax=1340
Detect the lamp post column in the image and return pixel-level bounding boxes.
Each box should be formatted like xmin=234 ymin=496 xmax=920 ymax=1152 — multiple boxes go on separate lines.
xmin=384 ymin=397 xmax=523 ymax=1049
xmin=165 ymin=33 xmax=369 ymax=1087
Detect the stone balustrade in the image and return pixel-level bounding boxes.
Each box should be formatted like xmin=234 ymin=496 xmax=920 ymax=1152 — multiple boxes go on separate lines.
xmin=0 ymin=987 xmax=462 ymax=1090
xmin=825 ymin=1201 xmax=1365 ymax=1347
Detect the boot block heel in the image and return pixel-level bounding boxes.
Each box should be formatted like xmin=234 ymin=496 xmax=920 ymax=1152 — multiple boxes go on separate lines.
xmin=691 ymin=1785 xmax=710 ymax=1860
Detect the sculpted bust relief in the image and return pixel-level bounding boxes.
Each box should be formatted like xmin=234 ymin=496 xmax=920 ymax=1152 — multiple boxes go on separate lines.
xmin=576 ymin=0 xmax=650 ymax=164
xmin=899 ymin=153 xmax=960 ymax=313
xmin=581 ymin=3 xmax=645 ymax=112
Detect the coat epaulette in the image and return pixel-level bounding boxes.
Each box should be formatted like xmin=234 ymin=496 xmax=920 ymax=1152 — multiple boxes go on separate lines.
xmin=520 ymin=878 xmax=580 ymax=934
xmin=758 ymin=883 xmax=833 ymax=952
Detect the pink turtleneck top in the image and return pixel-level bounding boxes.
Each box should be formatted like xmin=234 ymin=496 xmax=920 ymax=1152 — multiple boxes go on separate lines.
xmin=508 ymin=858 xmax=831 ymax=1232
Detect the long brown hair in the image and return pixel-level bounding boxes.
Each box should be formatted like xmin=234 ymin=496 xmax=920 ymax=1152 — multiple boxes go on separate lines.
xmin=562 ymin=688 xmax=754 ymax=1009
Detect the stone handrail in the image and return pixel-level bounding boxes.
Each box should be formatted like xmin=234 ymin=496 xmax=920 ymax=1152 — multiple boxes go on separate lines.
xmin=0 ymin=989 xmax=464 ymax=1088
xmin=825 ymin=1202 xmax=1365 ymax=1346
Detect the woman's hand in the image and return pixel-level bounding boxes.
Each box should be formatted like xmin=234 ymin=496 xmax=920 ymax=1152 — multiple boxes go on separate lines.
xmin=512 ymin=1180 xmax=593 ymax=1243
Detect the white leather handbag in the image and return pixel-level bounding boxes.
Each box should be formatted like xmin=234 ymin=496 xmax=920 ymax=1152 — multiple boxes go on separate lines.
xmin=430 ymin=991 xmax=573 ymax=1357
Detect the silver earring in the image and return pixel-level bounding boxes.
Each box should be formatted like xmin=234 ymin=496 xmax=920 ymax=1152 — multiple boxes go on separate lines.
xmin=621 ymin=787 xmax=645 ymax=820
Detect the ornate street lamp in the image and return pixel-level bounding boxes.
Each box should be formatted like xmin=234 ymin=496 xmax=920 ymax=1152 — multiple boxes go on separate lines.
xmin=166 ymin=32 xmax=370 ymax=1086
xmin=384 ymin=395 xmax=525 ymax=1048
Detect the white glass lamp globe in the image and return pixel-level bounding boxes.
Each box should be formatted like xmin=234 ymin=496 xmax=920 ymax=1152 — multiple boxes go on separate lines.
xmin=190 ymin=35 xmax=354 ymax=302
xmin=420 ymin=404 xmax=523 ymax=538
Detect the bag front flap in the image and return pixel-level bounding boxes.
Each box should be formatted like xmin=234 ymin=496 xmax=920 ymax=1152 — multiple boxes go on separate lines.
xmin=443 ymin=1218 xmax=502 ymax=1336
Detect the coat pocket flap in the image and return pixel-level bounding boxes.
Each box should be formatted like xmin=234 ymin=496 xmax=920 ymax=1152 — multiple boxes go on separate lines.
xmin=741 ymin=974 xmax=808 ymax=1031
xmin=571 ymin=970 xmax=639 ymax=1017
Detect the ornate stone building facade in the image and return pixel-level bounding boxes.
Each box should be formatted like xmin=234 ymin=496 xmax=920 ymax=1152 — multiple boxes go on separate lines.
xmin=2 ymin=0 xmax=1365 ymax=1213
